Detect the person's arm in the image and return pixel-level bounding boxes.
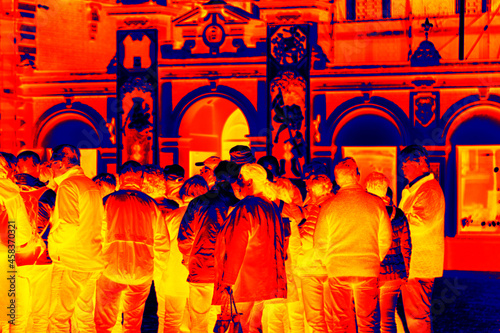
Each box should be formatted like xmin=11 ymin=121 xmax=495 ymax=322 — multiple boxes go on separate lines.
xmin=54 ymin=183 xmax=79 ymax=227
xmin=154 ymin=204 xmax=170 ymax=273
xmin=37 ymin=189 xmax=56 ymax=236
xmin=378 ymin=206 xmax=392 ymax=262
xmin=405 ymin=188 xmax=444 ymax=230
xmin=177 ymin=199 xmax=199 ymax=264
xmin=398 ymin=208 xmax=412 ymax=278
xmin=313 ymin=203 xmax=328 ymax=263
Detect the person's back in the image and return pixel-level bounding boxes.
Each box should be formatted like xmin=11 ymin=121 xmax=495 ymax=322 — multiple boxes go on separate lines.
xmin=103 ymin=188 xmax=162 ymax=284
xmin=50 ymin=168 xmax=104 ymax=271
xmin=318 ymin=185 xmax=391 ymax=277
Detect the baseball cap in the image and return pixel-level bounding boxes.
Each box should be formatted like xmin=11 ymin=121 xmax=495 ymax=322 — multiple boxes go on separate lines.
xmin=195 ymin=156 xmax=221 ymax=170
xmin=229 ymin=145 xmax=256 ymax=165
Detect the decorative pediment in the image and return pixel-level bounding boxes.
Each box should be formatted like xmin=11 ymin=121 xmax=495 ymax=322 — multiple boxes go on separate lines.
xmin=163 ymin=0 xmax=266 ymax=58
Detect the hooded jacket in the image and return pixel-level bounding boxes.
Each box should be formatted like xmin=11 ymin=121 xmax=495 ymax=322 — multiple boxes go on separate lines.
xmin=49 ymin=166 xmax=104 ymax=272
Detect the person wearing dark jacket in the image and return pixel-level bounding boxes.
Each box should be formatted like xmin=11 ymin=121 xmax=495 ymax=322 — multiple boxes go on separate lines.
xmin=366 ymin=172 xmax=412 ymax=333
xmin=178 ymin=160 xmax=240 ymax=333
xmin=212 ymin=163 xmax=287 ymax=333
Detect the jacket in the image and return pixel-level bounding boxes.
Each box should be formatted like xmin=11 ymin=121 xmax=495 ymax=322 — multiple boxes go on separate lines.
xmin=155 ymin=204 xmax=189 ymax=297
xmin=0 ymin=178 xmax=32 ymax=251
xmin=296 ymin=193 xmax=333 ymax=277
xmin=399 ymin=173 xmax=445 ymax=279
xmin=379 ymin=197 xmax=412 ymax=281
xmin=49 ymin=166 xmax=104 ymax=272
xmin=213 ymin=196 xmax=287 ymax=304
xmin=315 ymin=184 xmax=392 ymax=277
xmin=103 ymin=185 xmax=168 ymax=285
xmin=178 ymin=182 xmax=239 ymax=283
xmin=15 ymin=174 xmax=56 ymax=265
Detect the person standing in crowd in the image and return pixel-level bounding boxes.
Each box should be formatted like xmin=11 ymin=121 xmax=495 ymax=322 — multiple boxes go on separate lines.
xmin=398 ymin=145 xmax=445 ymax=332
xmin=0 ymin=153 xmax=32 ymax=333
xmin=213 ymin=163 xmax=287 ymax=333
xmin=196 ymin=156 xmax=222 ymax=189
xmin=365 ymin=172 xmax=412 ymax=333
xmin=143 ymin=165 xmax=179 ymax=215
xmin=47 ymin=144 xmax=104 ymax=332
xmin=92 ymin=173 xmax=117 ymax=199
xmin=164 ymin=164 xmax=186 ymax=206
xmin=14 ymin=151 xmax=56 ymax=333
xmin=39 ymin=161 xmax=57 ymax=190
xmin=315 ymin=157 xmax=392 ymax=332
xmin=297 ymin=174 xmax=334 ymax=333
xmin=158 ymin=175 xmax=208 ymax=333
xmin=178 ymin=161 xmax=240 ymax=333
xmin=95 ymin=161 xmax=169 ymax=332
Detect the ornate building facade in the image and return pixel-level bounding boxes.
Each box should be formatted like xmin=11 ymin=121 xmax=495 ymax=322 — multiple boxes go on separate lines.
xmin=1 ymin=0 xmax=500 ymax=273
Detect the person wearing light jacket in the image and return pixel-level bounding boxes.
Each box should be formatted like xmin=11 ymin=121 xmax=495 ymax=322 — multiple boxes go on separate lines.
xmin=297 ymin=174 xmax=334 ymax=333
xmin=155 ymin=175 xmax=208 ymax=333
xmin=0 ymin=153 xmax=32 ymax=333
xmin=213 ymin=163 xmax=287 ymax=333
xmin=398 ymin=145 xmax=445 ymax=333
xmin=178 ymin=161 xmax=240 ymax=333
xmin=315 ymin=157 xmax=392 ymax=332
xmin=47 ymin=144 xmax=104 ymax=333
xmin=94 ymin=161 xmax=169 ymax=333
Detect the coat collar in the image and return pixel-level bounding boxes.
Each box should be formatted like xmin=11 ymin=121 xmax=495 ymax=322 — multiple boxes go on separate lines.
xmin=404 ymin=173 xmax=435 ymax=194
xmin=54 ymin=166 xmax=85 ymax=186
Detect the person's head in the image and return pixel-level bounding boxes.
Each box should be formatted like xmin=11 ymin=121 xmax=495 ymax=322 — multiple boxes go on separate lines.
xmin=365 ymin=172 xmax=389 ymax=198
xmin=305 ymin=174 xmax=333 ymax=199
xmin=334 ymin=157 xmax=360 ymax=187
xmin=50 ymin=145 xmax=80 ymax=178
xmin=234 ymin=163 xmax=277 ymax=201
xmin=179 ymin=175 xmax=209 ymax=203
xmin=257 ymin=156 xmax=280 ymax=178
xmin=274 ymin=177 xmax=298 ymax=204
xmin=303 ymin=160 xmax=328 ymax=180
xmin=92 ymin=173 xmax=117 ymax=198
xmin=214 ymin=161 xmax=240 ymax=184
xmin=195 ymin=156 xmax=221 ymax=188
xmin=17 ymin=151 xmax=41 ymax=177
xmin=163 ymin=164 xmax=185 ymax=182
xmin=142 ymin=165 xmax=166 ymax=198
xmin=229 ymin=145 xmax=256 ymax=165
xmin=399 ymin=145 xmax=430 ymax=183
xmin=0 ymin=152 xmax=17 ymax=180
xmin=119 ymin=160 xmax=143 ymax=188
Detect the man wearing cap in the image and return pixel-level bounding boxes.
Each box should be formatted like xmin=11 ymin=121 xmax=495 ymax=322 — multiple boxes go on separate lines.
xmin=398 ymin=145 xmax=445 ymax=332
xmin=229 ymin=145 xmax=256 ymax=165
xmin=47 ymin=144 xmax=104 ymax=332
xmin=196 ymin=156 xmax=222 ymax=189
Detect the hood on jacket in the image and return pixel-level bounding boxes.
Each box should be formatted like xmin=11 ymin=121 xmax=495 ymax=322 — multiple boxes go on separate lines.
xmin=0 ymin=178 xmax=20 ymax=201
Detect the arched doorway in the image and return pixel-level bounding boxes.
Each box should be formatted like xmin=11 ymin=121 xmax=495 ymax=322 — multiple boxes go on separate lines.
xmin=36 ymin=113 xmax=102 ymax=179
xmin=332 ymin=109 xmax=404 ymax=201
xmin=178 ymin=97 xmax=250 ymax=177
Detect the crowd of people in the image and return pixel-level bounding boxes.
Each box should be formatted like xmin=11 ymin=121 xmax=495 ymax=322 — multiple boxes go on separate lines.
xmin=0 ymin=143 xmax=445 ymax=333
